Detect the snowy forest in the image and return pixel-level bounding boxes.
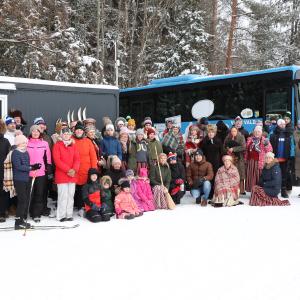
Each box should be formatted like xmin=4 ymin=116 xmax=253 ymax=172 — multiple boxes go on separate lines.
xmin=0 ymin=0 xmax=299 ymax=88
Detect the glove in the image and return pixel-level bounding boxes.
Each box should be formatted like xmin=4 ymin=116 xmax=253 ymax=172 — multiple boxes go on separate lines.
xmin=263 ymin=138 xmax=269 ymax=146
xmin=91 ymin=203 xmax=101 ymax=211
xmin=175 ymin=179 xmax=184 ymax=185
xmin=31 ymin=163 xmax=42 ymax=171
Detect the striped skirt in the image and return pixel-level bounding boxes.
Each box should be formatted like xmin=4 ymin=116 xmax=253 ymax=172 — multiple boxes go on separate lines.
xmin=249 ymin=185 xmax=290 ymax=206
xmin=246 ymin=159 xmax=261 ymax=192
xmin=152 ymin=185 xmax=168 ymax=209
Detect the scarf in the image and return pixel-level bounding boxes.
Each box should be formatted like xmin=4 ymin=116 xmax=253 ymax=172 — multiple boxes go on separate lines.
xmin=251 ymin=137 xmax=261 ymax=153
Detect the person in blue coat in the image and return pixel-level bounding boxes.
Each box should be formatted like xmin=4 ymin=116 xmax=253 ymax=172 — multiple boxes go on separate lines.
xmin=249 ymin=152 xmax=290 ymax=206
xmin=100 ymin=124 xmax=122 ymax=163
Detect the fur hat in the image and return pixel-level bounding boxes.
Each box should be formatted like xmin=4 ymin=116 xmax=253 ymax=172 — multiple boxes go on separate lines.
xmin=100 ymin=175 xmax=112 ymax=188
xmin=9 ymin=109 xmax=27 ymax=125
xmin=74 ymin=121 xmax=85 ymax=131
xmin=15 ymin=134 xmax=28 ymax=146
xmin=115 ymin=117 xmax=126 ymax=128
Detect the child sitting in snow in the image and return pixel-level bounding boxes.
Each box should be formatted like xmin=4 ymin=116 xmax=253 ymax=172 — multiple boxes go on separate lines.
xmin=133 ymin=168 xmax=155 ymax=212
xmin=114 ymin=180 xmax=143 ymax=219
xmin=82 ymin=168 xmax=111 ymax=223
xmin=100 ymin=175 xmax=115 ymax=217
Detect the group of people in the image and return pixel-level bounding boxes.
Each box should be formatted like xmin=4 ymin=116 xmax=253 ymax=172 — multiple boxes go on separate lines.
xmin=0 ymin=109 xmax=297 ymax=230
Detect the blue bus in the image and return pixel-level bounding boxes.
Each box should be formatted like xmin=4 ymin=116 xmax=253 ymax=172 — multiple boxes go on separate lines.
xmin=120 ymin=66 xmax=300 ymax=132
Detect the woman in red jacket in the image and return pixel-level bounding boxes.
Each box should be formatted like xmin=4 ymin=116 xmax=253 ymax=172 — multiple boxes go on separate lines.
xmin=73 ymin=122 xmax=97 ymax=213
xmin=53 ymin=127 xmax=80 ymax=221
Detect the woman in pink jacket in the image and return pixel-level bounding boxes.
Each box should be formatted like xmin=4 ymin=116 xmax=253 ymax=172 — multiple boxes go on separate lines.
xmin=114 ymin=180 xmax=143 ymax=219
xmin=27 ymin=125 xmax=52 ymax=222
xmin=134 ymin=168 xmax=155 ymax=212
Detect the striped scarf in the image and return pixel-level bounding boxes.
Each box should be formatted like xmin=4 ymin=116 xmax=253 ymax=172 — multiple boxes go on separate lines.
xmin=3 ymin=151 xmax=16 ymax=198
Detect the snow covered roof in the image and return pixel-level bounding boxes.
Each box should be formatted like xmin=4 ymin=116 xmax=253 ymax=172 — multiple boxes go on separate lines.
xmin=0 ymin=76 xmax=118 ymax=91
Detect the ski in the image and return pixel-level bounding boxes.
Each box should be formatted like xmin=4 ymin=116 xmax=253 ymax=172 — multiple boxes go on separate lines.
xmin=0 ymin=224 xmax=80 ymax=232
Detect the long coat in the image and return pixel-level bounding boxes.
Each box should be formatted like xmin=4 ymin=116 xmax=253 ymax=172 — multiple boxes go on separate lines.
xmin=0 ymin=134 xmax=10 ymax=183
xmin=224 ymin=132 xmax=246 ymax=180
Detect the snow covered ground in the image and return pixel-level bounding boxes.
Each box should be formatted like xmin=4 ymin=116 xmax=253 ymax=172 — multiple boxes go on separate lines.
xmin=2 ymin=189 xmax=300 ymax=300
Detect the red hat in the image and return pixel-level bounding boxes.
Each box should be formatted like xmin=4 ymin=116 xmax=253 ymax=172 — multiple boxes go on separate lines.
xmin=147 ymin=127 xmax=156 ymax=137
xmin=167 ymin=152 xmax=177 ymax=161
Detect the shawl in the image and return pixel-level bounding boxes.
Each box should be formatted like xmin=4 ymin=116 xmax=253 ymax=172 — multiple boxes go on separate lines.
xmin=213 ymin=165 xmax=240 ymax=206
xmin=3 ymin=151 xmax=16 ymax=198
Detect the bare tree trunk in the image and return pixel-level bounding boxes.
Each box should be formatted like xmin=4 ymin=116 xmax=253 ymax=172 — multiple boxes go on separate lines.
xmin=209 ymin=0 xmax=218 ymax=74
xmin=225 ymin=0 xmax=238 ymax=74
xmin=101 ymin=0 xmax=105 ymax=83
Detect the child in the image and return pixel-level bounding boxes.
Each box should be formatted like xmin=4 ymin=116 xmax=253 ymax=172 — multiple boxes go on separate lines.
xmin=100 ymin=175 xmax=114 ymax=217
xmin=82 ymin=168 xmax=110 ymax=222
xmin=114 ymin=180 xmax=142 ymax=219
xmin=134 ymin=168 xmax=155 ymax=211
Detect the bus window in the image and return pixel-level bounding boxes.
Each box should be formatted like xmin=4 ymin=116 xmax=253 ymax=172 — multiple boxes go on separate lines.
xmin=265 ymin=88 xmax=290 ymax=118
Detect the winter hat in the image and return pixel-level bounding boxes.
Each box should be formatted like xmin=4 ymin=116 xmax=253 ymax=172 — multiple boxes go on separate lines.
xmin=222 ymin=155 xmax=233 ymax=162
xmin=9 ymin=109 xmax=27 ymax=125
xmin=120 ymin=180 xmax=130 ymax=189
xmin=119 ymin=126 xmax=129 ymax=136
xmin=167 ymin=152 xmax=177 ymax=161
xmin=127 ymin=119 xmax=136 ymax=127
xmin=199 ymin=117 xmax=208 ymax=125
xmin=106 ymin=124 xmax=114 ymax=131
xmin=111 ymin=155 xmax=121 ymax=166
xmin=189 ymin=125 xmax=199 ymax=132
xmin=88 ymin=168 xmax=99 ymax=177
xmin=234 ymin=116 xmax=242 ymax=121
xmin=143 ymin=117 xmax=152 ymax=126
xmin=195 ymin=149 xmax=203 ymax=156
xmin=100 ymin=175 xmax=112 ymax=187
xmin=29 ymin=125 xmax=41 ymax=134
xmin=115 ymin=117 xmax=126 ymax=128
xmin=265 ymin=152 xmax=275 ymax=159
xmin=5 ymin=116 xmax=16 ymax=126
xmin=85 ymin=125 xmax=96 ymax=133
xmin=139 ymin=168 xmax=148 ymax=178
xmin=283 ymin=112 xmax=291 ymax=120
xmin=75 ymin=121 xmax=85 ymax=131
xmin=136 ymin=128 xmax=144 ymax=136
xmin=125 ymin=169 xmax=134 ymax=177
xmin=83 ymin=118 xmax=96 ymax=125
xmin=33 ymin=117 xmax=46 ymax=125
xmin=147 ymin=127 xmax=156 ymax=137
xmin=102 ymin=116 xmax=112 ymax=126
xmin=61 ymin=127 xmax=72 ymax=135
xmin=15 ymin=134 xmax=28 ymax=146
xmin=277 ymin=119 xmax=285 ymax=126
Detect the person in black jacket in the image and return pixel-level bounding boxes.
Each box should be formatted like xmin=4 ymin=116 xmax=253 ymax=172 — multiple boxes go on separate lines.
xmin=216 ymin=120 xmax=229 ymax=144
xmin=0 ymin=120 xmax=11 ymax=222
xmin=82 ymin=168 xmax=110 ymax=223
xmin=249 ymin=152 xmax=290 ymax=206
xmin=167 ymin=152 xmax=185 ymax=204
xmin=233 ymin=116 xmax=249 ymax=141
xmin=269 ymin=119 xmax=291 ymax=198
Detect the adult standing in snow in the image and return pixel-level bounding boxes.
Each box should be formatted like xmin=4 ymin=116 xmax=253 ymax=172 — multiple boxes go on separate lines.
xmin=12 ymin=135 xmax=41 ymax=229
xmin=245 ymin=126 xmax=273 ymax=192
xmin=249 ymin=152 xmax=290 ymax=206
xmin=53 ymin=127 xmax=80 ymax=221
xmin=269 ymin=119 xmax=291 ymax=198
xmin=4 ymin=116 xmax=17 ymax=146
xmin=27 ymin=125 xmax=52 ymax=222
xmin=233 ymin=116 xmax=249 ymax=141
xmin=73 ymin=121 xmax=97 ymax=213
xmin=186 ymin=149 xmax=214 ymax=206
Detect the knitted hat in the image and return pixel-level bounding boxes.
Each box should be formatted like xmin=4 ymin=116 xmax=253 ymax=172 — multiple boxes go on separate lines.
xmin=83 ymin=118 xmax=96 ymax=125
xmin=119 ymin=126 xmax=129 ymax=136
xmin=106 ymin=124 xmax=114 ymax=131
xmin=167 ymin=152 xmax=177 ymax=161
xmin=15 ymin=134 xmax=28 ymax=146
xmin=147 ymin=127 xmax=156 ymax=137
xmin=136 ymin=128 xmax=144 ymax=136
xmin=277 ymin=119 xmax=285 ymax=126
xmin=5 ymin=116 xmax=16 ymax=126
xmin=115 ymin=117 xmax=126 ymax=128
xmin=222 ymin=155 xmax=233 ymax=162
xmin=125 ymin=169 xmax=134 ymax=177
xmin=143 ymin=117 xmax=152 ymax=126
xmin=139 ymin=168 xmax=148 ymax=178
xmin=75 ymin=121 xmax=84 ymax=131
xmin=29 ymin=124 xmax=41 ymax=134
xmin=265 ymin=152 xmax=275 ymax=159
xmin=195 ymin=149 xmax=203 ymax=156
xmin=102 ymin=116 xmax=112 ymax=126
xmin=33 ymin=117 xmax=46 ymax=125
xmin=100 ymin=175 xmax=112 ymax=187
xmin=120 ymin=180 xmax=130 ymax=189
xmin=111 ymin=155 xmax=121 ymax=166
xmin=88 ymin=168 xmax=99 ymax=177
xmin=127 ymin=119 xmax=136 ymax=127
xmin=61 ymin=127 xmax=72 ymax=135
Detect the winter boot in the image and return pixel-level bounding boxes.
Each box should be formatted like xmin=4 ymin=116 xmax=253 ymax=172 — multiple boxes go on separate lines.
xmin=66 ymin=217 xmax=74 ymax=221
xmin=101 ymin=213 xmax=111 ymax=222
xmin=0 ymin=216 xmax=6 ymax=223
xmin=124 ymin=214 xmax=135 ymax=220
xmin=213 ymin=203 xmax=223 ymax=208
xmin=33 ymin=217 xmax=41 ymax=223
xmin=59 ymin=218 xmax=67 ymax=222
xmin=196 ymin=196 xmax=202 ymax=204
xmin=201 ymin=198 xmax=208 ymax=207
xmin=240 ymin=180 xmax=246 ymax=195
xmin=15 ymin=218 xmax=32 ymax=230
xmin=281 ymin=189 xmax=289 ymax=198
